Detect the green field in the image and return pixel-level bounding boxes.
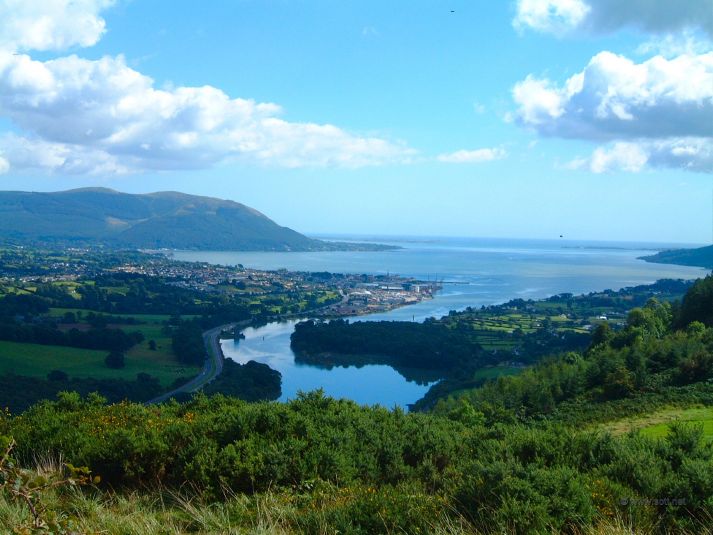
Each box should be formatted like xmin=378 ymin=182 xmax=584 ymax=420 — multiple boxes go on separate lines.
xmin=0 ymin=340 xmax=199 ymax=386
xmin=601 ymin=406 xmax=713 ymax=443
xmin=47 ymin=308 xmax=187 ymax=323
xmin=459 ymin=312 xmax=592 ymax=351
xmin=0 ymin=309 xmax=203 ymax=387
xmin=471 ymin=365 xmax=523 ymax=381
xmin=443 ymin=365 xmax=525 ymax=400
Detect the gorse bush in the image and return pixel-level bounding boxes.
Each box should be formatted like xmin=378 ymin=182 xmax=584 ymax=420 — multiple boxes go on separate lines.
xmin=5 ymin=391 xmax=468 ymax=496
xmin=1 ymin=388 xmax=712 ymax=533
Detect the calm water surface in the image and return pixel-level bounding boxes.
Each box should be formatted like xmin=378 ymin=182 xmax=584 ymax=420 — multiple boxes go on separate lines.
xmin=176 ymin=237 xmax=708 ymax=408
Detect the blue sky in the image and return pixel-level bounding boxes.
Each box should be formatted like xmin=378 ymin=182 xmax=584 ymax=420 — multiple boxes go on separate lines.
xmin=0 ymin=0 xmax=711 ymax=243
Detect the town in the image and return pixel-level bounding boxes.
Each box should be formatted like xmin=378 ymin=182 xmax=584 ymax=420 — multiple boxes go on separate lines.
xmin=0 ymin=247 xmax=440 ymax=318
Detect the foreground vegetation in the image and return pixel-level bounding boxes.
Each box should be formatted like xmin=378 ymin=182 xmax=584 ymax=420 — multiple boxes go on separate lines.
xmin=1 ymin=389 xmax=711 ymax=534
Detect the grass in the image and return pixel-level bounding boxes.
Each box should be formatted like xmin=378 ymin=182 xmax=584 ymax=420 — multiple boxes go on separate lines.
xmin=601 ymin=406 xmax=713 ymax=443
xmin=471 ymin=365 xmax=523 ymax=381
xmin=460 ymin=310 xmax=592 ymax=351
xmin=1 ymin=308 xmax=203 ymax=387
xmin=0 ymin=340 xmax=199 ymax=387
xmin=48 ymin=308 xmax=189 ymax=323
xmin=0 ymin=484 xmax=709 ymax=535
xmin=445 ymin=366 xmax=526 ymax=399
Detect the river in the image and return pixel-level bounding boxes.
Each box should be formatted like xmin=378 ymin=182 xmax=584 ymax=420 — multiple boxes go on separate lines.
xmin=175 ymin=236 xmax=708 ymax=408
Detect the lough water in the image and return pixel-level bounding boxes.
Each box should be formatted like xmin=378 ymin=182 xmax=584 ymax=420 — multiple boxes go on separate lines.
xmin=175 ymin=236 xmax=708 ymax=408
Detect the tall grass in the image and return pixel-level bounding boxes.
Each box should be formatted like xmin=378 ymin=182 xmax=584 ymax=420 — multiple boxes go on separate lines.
xmin=2 ymin=486 xmax=710 ymax=535
xmin=1 ymin=458 xmax=711 ymax=534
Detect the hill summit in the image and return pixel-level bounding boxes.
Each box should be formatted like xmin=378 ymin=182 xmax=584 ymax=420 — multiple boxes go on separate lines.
xmin=0 ymin=188 xmax=377 ymax=251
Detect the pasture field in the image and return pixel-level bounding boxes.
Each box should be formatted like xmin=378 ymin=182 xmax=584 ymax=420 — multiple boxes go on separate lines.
xmin=47 ymin=308 xmax=188 ymax=323
xmin=601 ymin=406 xmax=713 ymax=443
xmin=463 ymin=312 xmax=591 ymax=351
xmin=0 ymin=339 xmax=199 ymax=386
xmin=48 ymin=307 xmax=199 ymax=386
xmin=471 ymin=365 xmax=523 ymax=381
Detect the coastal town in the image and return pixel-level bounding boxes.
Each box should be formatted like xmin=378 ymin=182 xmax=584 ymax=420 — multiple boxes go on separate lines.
xmin=113 ymin=256 xmax=440 ymax=317
xmin=0 ymin=247 xmax=440 ymax=318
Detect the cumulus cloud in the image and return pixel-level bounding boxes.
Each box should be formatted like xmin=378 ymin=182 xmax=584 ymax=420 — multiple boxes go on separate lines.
xmin=513 ymin=50 xmax=713 ymax=173
xmin=514 ymin=0 xmax=713 ymax=37
xmin=589 ymin=142 xmax=648 ymax=172
xmin=568 ymin=138 xmax=713 ymax=173
xmin=437 ymin=147 xmax=507 ymax=163
xmin=513 ymin=51 xmax=713 ymax=140
xmin=0 ymin=52 xmax=413 ymax=173
xmin=0 ymin=154 xmax=9 ymax=174
xmin=513 ymin=1 xmax=713 ymax=174
xmin=0 ymin=0 xmax=115 ymax=52
xmin=0 ymin=1 xmax=413 ymax=175
xmin=0 ymin=133 xmax=131 ymax=175
xmin=636 ymin=30 xmax=713 ymax=58
xmin=513 ymin=0 xmax=591 ymax=35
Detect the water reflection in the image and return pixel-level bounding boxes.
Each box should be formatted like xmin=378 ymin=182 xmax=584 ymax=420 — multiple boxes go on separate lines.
xmin=220 ymin=319 xmax=436 ymax=409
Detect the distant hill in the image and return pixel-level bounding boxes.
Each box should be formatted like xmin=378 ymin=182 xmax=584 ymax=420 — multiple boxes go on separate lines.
xmin=0 ymin=188 xmax=391 ymax=251
xmin=641 ymin=244 xmax=713 ymax=270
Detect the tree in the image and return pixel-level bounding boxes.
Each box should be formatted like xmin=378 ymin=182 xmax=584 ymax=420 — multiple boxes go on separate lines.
xmin=47 ymin=370 xmax=68 ymax=382
xmin=171 ymin=322 xmax=205 ymax=366
xmin=678 ymin=275 xmax=713 ymax=328
xmin=105 ymin=350 xmax=125 ymax=369
xmin=590 ymin=323 xmax=612 ymax=348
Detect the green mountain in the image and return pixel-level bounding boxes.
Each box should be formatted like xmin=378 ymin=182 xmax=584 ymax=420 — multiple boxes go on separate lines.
xmin=641 ymin=244 xmax=713 ymax=269
xmin=0 ymin=188 xmax=383 ymax=251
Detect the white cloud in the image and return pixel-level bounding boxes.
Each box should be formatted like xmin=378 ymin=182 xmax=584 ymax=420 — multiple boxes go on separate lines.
xmin=0 ymin=54 xmax=413 ymax=172
xmin=0 ymin=133 xmax=131 ymax=175
xmin=590 ymin=142 xmax=648 ymax=172
xmin=636 ymin=30 xmax=713 ymax=58
xmin=0 ymin=1 xmax=414 ymax=175
xmin=513 ymin=51 xmax=713 ymax=140
xmin=513 ymin=0 xmax=590 ymax=35
xmin=437 ymin=147 xmax=507 ymax=163
xmin=513 ymin=50 xmax=713 ymax=173
xmin=511 ymin=75 xmax=566 ymax=125
xmin=514 ymin=0 xmax=713 ymax=37
xmin=513 ymin=1 xmax=713 ymax=175
xmin=0 ymin=0 xmax=115 ymax=52
xmin=568 ymin=137 xmax=713 ymax=173
xmin=0 ymin=154 xmax=9 ymax=174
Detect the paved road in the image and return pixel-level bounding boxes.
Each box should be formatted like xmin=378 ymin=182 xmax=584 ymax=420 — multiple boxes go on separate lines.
xmin=146 ymin=322 xmax=240 ymax=404
xmin=146 ymin=295 xmax=347 ymax=404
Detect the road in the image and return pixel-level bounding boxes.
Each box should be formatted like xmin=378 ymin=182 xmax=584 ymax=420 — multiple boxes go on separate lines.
xmin=146 ymin=293 xmax=348 ymax=404
xmin=146 ymin=322 xmax=242 ymax=404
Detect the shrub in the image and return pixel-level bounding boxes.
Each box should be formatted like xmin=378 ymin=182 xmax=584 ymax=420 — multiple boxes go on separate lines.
xmin=104 ymin=351 xmax=125 ymax=369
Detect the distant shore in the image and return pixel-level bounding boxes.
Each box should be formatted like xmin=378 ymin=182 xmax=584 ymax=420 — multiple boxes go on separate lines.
xmin=639 ymin=244 xmax=713 ymax=270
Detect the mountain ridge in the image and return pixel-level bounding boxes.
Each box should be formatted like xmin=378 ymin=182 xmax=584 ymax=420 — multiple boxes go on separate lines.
xmin=0 ymin=188 xmax=391 ymax=251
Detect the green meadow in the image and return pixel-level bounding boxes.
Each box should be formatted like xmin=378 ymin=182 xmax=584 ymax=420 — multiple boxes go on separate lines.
xmin=0 ymin=339 xmax=198 ymax=387
xmin=601 ymin=406 xmax=713 ymax=443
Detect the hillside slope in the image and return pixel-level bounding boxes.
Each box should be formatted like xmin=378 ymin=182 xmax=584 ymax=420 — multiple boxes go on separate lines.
xmin=641 ymin=244 xmax=713 ymax=269
xmin=0 ymin=188 xmax=370 ymax=251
